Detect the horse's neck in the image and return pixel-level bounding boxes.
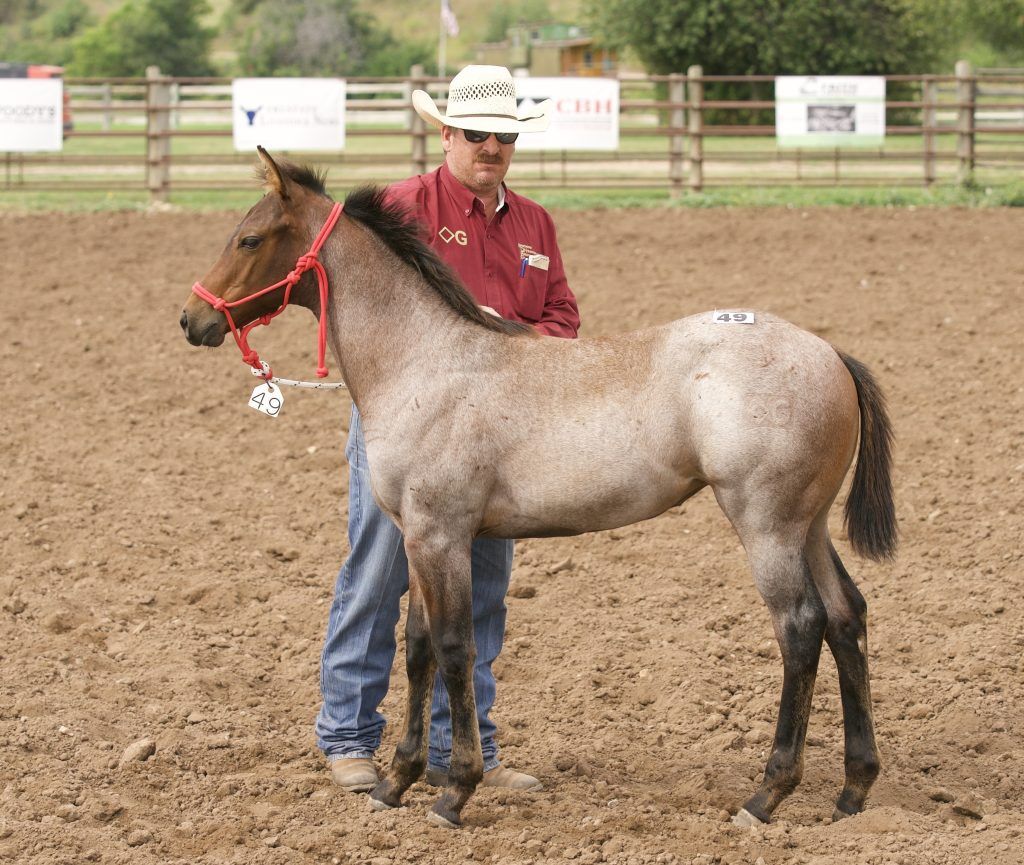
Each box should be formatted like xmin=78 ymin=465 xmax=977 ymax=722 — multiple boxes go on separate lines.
xmin=324 ymin=226 xmax=489 ymax=414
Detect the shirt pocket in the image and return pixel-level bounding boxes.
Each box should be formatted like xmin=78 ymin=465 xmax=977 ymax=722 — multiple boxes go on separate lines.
xmin=511 ymin=263 xmax=549 ymax=322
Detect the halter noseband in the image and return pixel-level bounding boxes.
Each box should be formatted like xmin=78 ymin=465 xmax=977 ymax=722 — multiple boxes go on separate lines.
xmin=191 ymin=200 xmax=344 ymax=381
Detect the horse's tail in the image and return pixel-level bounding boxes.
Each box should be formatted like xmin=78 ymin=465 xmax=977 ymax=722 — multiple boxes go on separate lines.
xmin=837 ymin=351 xmax=898 ymax=561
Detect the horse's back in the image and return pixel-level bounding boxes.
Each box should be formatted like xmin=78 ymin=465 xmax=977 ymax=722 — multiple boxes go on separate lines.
xmin=476 ymin=311 xmax=857 ymax=537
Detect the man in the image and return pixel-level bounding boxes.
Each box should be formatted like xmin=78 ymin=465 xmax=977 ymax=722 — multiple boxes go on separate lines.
xmin=316 ymin=65 xmax=580 ymax=793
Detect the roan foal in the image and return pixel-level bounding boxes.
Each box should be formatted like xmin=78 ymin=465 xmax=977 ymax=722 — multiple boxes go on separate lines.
xmin=181 ymin=150 xmax=896 ymax=830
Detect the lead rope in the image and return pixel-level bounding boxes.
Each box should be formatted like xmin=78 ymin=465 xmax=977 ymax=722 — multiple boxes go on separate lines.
xmin=251 ymin=362 xmax=348 ymax=390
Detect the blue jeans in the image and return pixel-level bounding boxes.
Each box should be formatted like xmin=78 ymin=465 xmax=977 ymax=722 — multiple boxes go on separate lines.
xmin=316 ymin=405 xmax=513 ymax=773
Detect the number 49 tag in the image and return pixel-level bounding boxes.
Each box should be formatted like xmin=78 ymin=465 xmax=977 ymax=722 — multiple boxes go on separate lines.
xmin=712 ymin=310 xmax=756 ymax=324
xmin=249 ymin=382 xmax=284 ymax=417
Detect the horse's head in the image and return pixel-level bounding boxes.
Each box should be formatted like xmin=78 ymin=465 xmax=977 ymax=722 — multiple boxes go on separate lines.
xmin=180 ymin=147 xmax=330 ymax=349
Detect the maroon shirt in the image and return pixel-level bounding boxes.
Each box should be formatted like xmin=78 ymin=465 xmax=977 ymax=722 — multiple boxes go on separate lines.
xmin=386 ymin=163 xmax=580 ymax=338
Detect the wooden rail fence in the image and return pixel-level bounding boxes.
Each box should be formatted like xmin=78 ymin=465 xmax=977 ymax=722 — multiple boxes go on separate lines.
xmin=2 ymin=62 xmax=1022 ymax=201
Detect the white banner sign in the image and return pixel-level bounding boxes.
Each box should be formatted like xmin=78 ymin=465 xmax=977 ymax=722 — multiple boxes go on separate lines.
xmin=0 ymin=79 xmax=63 ymax=152
xmin=776 ymin=76 xmax=885 ymax=147
xmin=233 ymin=78 xmax=346 ymax=152
xmin=514 ymin=77 xmax=619 ymax=151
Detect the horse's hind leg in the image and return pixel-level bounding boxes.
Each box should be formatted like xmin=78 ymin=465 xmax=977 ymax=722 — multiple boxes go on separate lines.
xmin=733 ymin=531 xmax=828 ymax=826
xmin=806 ymin=529 xmax=880 ymax=820
xmin=400 ymin=530 xmax=482 ymax=828
xmin=369 ymin=577 xmax=436 ymax=810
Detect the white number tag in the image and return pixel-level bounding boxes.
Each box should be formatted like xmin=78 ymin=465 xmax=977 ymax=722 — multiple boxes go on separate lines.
xmin=712 ymin=310 xmax=756 ymax=324
xmin=248 ymin=382 xmax=284 ymax=417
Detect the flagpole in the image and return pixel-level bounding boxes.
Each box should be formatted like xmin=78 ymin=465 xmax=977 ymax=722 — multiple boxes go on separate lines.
xmin=438 ymin=0 xmax=446 ymax=77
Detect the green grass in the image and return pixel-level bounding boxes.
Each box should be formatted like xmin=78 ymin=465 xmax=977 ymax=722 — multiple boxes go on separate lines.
xmin=527 ymin=183 xmax=1024 ymax=209
xmin=4 ymin=181 xmax=1024 ymax=212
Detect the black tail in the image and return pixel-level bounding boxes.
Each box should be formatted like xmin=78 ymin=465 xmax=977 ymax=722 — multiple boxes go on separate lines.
xmin=837 ymin=351 xmax=898 ymax=561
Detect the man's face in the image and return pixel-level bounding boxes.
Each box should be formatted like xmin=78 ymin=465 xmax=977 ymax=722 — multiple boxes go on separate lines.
xmin=442 ymin=126 xmax=515 ymax=198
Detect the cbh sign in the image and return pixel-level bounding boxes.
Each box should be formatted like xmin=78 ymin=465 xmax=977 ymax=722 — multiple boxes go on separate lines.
xmin=515 ymin=77 xmax=620 ymax=151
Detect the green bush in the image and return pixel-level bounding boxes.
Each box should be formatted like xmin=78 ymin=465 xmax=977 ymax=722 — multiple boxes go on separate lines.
xmin=232 ymin=0 xmax=429 ymax=78
xmin=69 ymin=0 xmax=215 ymax=77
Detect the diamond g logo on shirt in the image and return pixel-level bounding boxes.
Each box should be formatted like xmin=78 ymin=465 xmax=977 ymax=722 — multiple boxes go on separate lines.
xmin=438 ymin=226 xmax=468 ymax=246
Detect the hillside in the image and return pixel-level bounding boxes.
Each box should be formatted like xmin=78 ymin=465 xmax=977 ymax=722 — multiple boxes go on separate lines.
xmin=3 ymin=0 xmax=586 ymax=72
xmin=360 ymin=0 xmax=585 ymax=68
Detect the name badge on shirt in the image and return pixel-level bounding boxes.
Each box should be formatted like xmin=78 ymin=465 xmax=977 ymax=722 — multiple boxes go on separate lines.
xmin=527 ymin=253 xmax=549 ymax=271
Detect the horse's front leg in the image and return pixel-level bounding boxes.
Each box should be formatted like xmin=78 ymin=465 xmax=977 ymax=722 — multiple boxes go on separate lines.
xmin=404 ymin=530 xmax=482 ymax=828
xmin=369 ymin=576 xmax=436 ymax=809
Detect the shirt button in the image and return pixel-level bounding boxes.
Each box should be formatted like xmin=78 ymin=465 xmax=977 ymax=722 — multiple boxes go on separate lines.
xmin=464 ymin=209 xmax=471 ymax=215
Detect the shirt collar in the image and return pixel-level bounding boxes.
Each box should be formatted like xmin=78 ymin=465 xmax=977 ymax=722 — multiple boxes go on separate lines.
xmin=440 ymin=160 xmax=510 ymax=217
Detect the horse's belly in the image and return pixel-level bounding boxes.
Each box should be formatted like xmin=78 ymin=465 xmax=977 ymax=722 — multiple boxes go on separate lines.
xmin=483 ymin=457 xmax=701 ymax=539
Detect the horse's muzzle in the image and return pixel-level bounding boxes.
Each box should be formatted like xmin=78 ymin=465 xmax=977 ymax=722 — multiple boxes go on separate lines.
xmin=180 ymin=309 xmax=226 ymax=347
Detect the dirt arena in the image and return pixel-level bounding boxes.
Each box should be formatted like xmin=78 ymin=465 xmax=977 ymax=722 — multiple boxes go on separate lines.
xmin=1 ymin=201 xmax=1022 ymax=865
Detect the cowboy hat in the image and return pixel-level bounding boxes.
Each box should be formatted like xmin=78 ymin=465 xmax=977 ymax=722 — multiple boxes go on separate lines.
xmin=412 ymin=64 xmax=550 ymax=134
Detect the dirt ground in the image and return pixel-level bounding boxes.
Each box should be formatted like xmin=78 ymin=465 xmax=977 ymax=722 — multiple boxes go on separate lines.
xmin=1 ymin=201 xmax=1022 ymax=865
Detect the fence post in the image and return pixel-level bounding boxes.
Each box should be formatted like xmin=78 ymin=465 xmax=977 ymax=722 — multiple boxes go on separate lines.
xmin=101 ymin=81 xmax=112 ymax=131
xmin=410 ymin=64 xmax=428 ymax=176
xmin=169 ymin=81 xmax=181 ymax=130
xmin=955 ymin=60 xmax=975 ymax=185
xmin=922 ymin=75 xmax=937 ymax=186
xmin=146 ymin=66 xmax=171 ymax=202
xmin=687 ymin=65 xmax=704 ymax=192
xmin=668 ymin=73 xmax=685 ymax=200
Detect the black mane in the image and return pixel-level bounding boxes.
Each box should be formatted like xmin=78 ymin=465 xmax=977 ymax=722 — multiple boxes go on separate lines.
xmin=282 ymin=162 xmax=330 ymax=198
xmin=341 ymin=185 xmax=534 ymax=337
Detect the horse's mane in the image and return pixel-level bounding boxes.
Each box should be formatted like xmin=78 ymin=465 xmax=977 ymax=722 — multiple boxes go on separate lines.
xmin=258 ymin=161 xmax=330 ymax=198
xmin=341 ymin=186 xmax=533 ymax=337
xmin=265 ymin=161 xmax=533 ymax=337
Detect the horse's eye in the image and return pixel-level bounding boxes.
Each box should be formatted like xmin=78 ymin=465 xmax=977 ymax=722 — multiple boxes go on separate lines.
xmin=240 ymin=236 xmax=262 ymax=250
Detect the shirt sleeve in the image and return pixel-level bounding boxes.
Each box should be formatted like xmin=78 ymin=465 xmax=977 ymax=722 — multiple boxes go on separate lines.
xmin=533 ymin=217 xmax=580 ymax=339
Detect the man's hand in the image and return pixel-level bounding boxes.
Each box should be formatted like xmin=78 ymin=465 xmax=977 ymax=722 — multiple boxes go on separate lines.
xmin=480 ymin=305 xmax=501 ymax=318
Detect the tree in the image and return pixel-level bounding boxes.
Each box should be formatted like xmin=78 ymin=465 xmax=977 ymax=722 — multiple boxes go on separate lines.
xmin=0 ymin=0 xmax=93 ymax=66
xmin=961 ymin=0 xmax=1024 ymax=54
xmin=0 ymin=1 xmax=43 ymax=28
xmin=234 ymin=0 xmax=428 ymax=77
xmin=765 ymin=1 xmax=939 ymax=74
xmin=585 ymin=0 xmax=944 ymax=74
xmin=69 ymin=0 xmax=215 ymax=77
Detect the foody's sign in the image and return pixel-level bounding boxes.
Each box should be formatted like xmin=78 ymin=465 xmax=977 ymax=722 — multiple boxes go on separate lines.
xmin=0 ymin=78 xmax=63 ymax=152
xmin=776 ymin=76 xmax=885 ymax=147
xmin=233 ymin=78 xmax=346 ymax=152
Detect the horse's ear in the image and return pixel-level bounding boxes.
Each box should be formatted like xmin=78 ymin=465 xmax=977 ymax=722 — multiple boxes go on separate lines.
xmin=257 ymin=146 xmax=290 ymax=200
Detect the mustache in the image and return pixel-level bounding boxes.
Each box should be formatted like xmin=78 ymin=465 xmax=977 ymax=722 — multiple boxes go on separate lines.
xmin=475 ymin=155 xmax=503 ymax=164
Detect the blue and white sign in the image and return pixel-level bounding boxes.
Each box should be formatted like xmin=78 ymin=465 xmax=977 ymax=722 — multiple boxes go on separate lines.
xmin=776 ymin=76 xmax=886 ymax=147
xmin=0 ymin=78 xmax=63 ymax=152
xmin=514 ymin=77 xmax=619 ymax=151
xmin=233 ymin=78 xmax=346 ymax=152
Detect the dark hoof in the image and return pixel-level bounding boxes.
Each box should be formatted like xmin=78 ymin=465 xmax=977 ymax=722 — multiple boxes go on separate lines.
xmin=831 ymin=805 xmax=859 ymax=822
xmin=427 ymin=802 xmax=461 ymax=829
xmin=369 ymin=780 xmax=402 ymax=810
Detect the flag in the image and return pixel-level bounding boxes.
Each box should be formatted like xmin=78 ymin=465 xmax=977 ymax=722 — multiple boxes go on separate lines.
xmin=441 ymin=0 xmax=459 ymax=37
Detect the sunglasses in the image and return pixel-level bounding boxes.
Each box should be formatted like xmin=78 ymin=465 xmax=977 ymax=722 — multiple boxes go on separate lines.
xmin=462 ymin=128 xmax=519 ymax=145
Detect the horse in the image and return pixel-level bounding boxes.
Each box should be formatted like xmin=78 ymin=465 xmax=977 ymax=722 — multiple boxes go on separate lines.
xmin=180 ymin=148 xmax=897 ymax=830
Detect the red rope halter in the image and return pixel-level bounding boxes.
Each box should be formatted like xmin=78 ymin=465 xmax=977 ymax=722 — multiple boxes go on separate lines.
xmin=191 ymin=201 xmax=344 ymax=380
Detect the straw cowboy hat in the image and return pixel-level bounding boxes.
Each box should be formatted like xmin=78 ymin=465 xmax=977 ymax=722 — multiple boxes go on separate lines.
xmin=412 ymin=64 xmax=551 ymax=134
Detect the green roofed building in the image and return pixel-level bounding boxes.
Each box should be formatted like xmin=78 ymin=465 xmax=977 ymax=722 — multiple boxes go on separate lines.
xmin=476 ymin=23 xmax=616 ymax=77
